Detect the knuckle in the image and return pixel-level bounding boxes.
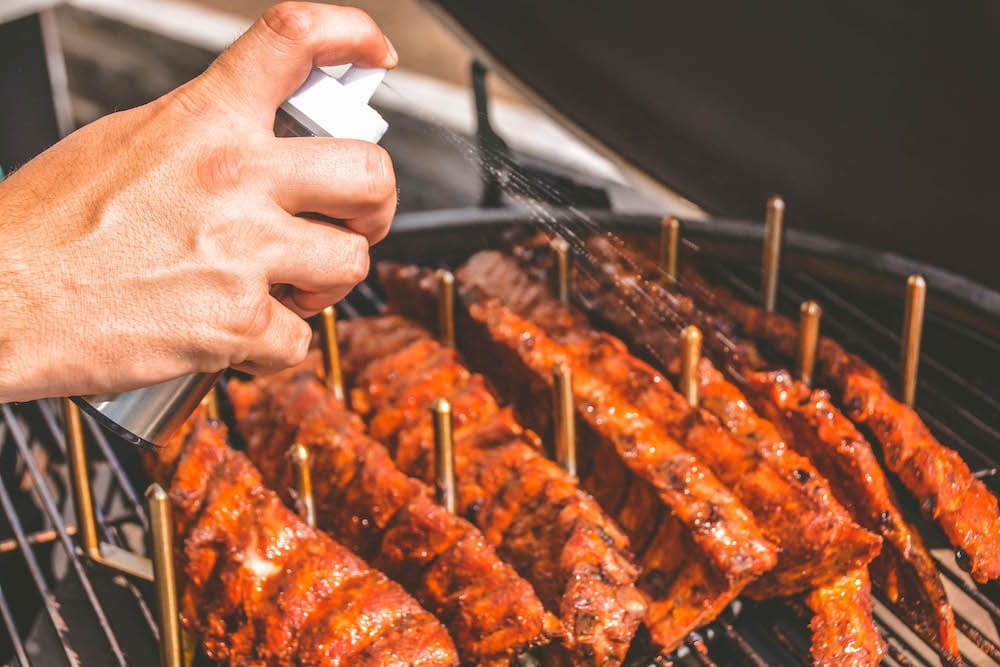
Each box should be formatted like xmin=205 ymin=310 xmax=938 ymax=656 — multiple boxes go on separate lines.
xmin=230 ymin=292 xmax=272 ymax=340
xmin=358 ymin=145 xmax=396 ymax=203
xmin=341 ymin=234 xmax=371 ymax=284
xmin=285 ymin=320 xmax=312 ymax=365
xmin=197 ymin=144 xmax=253 ymax=193
xmin=260 ymin=2 xmax=313 ymax=48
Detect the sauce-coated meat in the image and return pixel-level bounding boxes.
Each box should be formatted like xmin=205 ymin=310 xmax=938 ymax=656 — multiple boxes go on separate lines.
xmin=227 ymin=368 xmax=557 ymax=666
xmin=339 ymin=314 xmax=647 ymax=665
xmin=160 ymin=418 xmax=458 ymax=666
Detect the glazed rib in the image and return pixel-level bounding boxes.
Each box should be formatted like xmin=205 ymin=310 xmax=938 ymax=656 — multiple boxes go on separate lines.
xmin=680 ymin=261 xmax=1000 ymax=584
xmin=453 ymin=251 xmax=879 ymax=597
xmin=378 ymin=262 xmax=775 ymax=581
xmin=480 ymin=239 xmax=897 ymax=665
xmin=226 ymin=368 xmax=555 ymax=666
xmin=548 ymin=235 xmax=960 ymax=656
xmin=161 ymin=417 xmax=458 ymax=667
xmin=344 ymin=314 xmax=749 ymax=657
xmin=748 ymin=369 xmax=960 ymax=657
xmin=371 ymin=266 xmax=780 ymax=655
xmin=339 ymin=316 xmax=647 ymax=664
xmin=805 ymin=569 xmax=885 ymax=667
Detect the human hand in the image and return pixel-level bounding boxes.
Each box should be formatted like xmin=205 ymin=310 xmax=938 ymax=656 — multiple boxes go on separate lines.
xmin=0 ymin=2 xmax=398 ymax=401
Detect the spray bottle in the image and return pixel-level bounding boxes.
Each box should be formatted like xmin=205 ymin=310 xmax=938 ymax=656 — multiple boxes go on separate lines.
xmin=74 ymin=65 xmax=388 ymax=447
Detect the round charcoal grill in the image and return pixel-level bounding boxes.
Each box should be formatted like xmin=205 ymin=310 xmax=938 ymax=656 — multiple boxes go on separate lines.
xmin=4 ymin=2 xmax=1000 ymax=663
xmin=0 ymin=209 xmax=998 ymax=666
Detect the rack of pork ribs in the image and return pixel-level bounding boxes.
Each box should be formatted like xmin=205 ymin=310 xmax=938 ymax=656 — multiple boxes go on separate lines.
xmin=149 ymin=414 xmax=460 ymax=666
xmin=224 ymin=362 xmax=560 ymax=666
xmin=372 ymin=242 xmax=1000 ymax=666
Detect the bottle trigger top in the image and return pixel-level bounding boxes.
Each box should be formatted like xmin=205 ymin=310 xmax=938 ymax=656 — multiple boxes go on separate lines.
xmin=279 ymin=66 xmax=388 ymax=143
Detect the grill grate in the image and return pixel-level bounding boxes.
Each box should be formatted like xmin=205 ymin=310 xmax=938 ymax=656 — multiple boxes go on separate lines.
xmin=0 ymin=232 xmax=997 ymax=666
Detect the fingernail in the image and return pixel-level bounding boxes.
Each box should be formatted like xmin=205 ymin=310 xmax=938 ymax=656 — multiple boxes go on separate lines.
xmin=383 ymin=35 xmax=398 ymax=67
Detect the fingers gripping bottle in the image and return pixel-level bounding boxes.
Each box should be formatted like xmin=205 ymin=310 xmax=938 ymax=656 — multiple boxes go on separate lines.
xmin=75 ymin=66 xmax=388 ymax=447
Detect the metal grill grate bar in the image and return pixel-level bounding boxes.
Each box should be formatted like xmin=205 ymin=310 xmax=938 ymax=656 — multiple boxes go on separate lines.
xmin=0 ymin=584 xmax=30 ymax=666
xmin=0 ymin=422 xmax=79 ymax=667
xmin=1 ymin=404 xmax=130 ymax=666
xmin=35 ymin=400 xmax=159 ymax=638
xmin=37 ymin=400 xmax=149 ymax=531
xmin=932 ymin=553 xmax=1000 ymax=623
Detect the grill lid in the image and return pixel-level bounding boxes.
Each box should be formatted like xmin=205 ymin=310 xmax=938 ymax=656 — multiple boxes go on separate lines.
xmin=424 ymin=1 xmax=1000 ymax=289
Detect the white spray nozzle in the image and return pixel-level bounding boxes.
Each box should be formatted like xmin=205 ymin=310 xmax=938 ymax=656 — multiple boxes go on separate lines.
xmin=280 ymin=65 xmax=388 ymax=143
xmin=337 ymin=66 xmax=387 ymax=104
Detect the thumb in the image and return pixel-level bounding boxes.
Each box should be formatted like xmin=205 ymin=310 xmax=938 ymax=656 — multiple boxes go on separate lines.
xmin=191 ymin=2 xmax=397 ymax=126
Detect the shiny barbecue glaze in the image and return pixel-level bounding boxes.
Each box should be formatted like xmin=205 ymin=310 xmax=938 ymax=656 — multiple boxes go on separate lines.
xmin=680 ymin=262 xmax=1000 ymax=584
xmin=492 ymin=236 xmax=897 ymax=665
xmin=338 ymin=315 xmax=647 ymax=665
xmin=553 ymin=235 xmax=963 ymax=658
xmin=749 ymin=369 xmax=959 ymax=657
xmin=805 ymin=569 xmax=885 ymax=667
xmin=160 ymin=418 xmax=458 ymax=666
xmin=226 ymin=368 xmax=556 ymax=666
xmin=456 ymin=251 xmax=880 ymax=597
xmin=374 ymin=264 xmax=781 ymax=655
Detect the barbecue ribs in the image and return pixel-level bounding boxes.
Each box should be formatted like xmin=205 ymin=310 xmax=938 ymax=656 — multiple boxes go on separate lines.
xmin=226 ymin=367 xmax=556 ymax=666
xmin=338 ymin=316 xmax=647 ymax=665
xmin=547 ymin=235 xmax=960 ymax=656
xmin=750 ymin=370 xmax=960 ymax=657
xmin=450 ymin=251 xmax=880 ymax=597
xmin=679 ymin=261 xmax=1000 ymax=584
xmin=371 ymin=266 xmax=782 ymax=654
xmin=805 ymin=569 xmax=885 ymax=667
xmin=159 ymin=416 xmax=458 ymax=666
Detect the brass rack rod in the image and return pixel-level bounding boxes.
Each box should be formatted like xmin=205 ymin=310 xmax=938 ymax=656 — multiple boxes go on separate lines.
xmin=551 ymin=236 xmax=570 ymax=304
xmin=437 ymin=269 xmax=456 ymax=348
xmin=147 ymin=484 xmax=181 ymax=667
xmin=680 ymin=325 xmax=702 ymax=406
xmin=797 ymin=301 xmax=822 ymax=387
xmin=552 ymin=363 xmax=577 ymax=476
xmin=660 ymin=215 xmax=680 ymax=280
xmin=288 ymin=443 xmax=316 ymax=528
xmin=319 ymin=306 xmax=345 ymax=402
xmin=761 ymin=196 xmax=785 ymax=312
xmin=432 ymin=398 xmax=457 ymax=513
xmin=900 ymin=274 xmax=926 ymax=407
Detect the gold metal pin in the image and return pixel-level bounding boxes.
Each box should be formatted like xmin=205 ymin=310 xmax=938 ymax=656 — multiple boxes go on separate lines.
xmin=201 ymin=386 xmax=220 ymax=422
xmin=797 ymin=301 xmax=822 ymax=387
xmin=288 ymin=444 xmax=316 ymax=528
xmin=65 ymin=399 xmax=154 ymax=580
xmin=65 ymin=399 xmax=100 ymax=560
xmin=680 ymin=325 xmax=702 ymax=406
xmin=319 ymin=306 xmax=345 ymax=402
xmin=900 ymin=274 xmax=926 ymax=407
xmin=551 ymin=236 xmax=570 ymax=304
xmin=431 ymin=398 xmax=456 ymax=513
xmin=761 ymin=196 xmax=785 ymax=312
xmin=551 ymin=363 xmax=577 ymax=476
xmin=147 ymin=483 xmax=182 ymax=667
xmin=660 ymin=215 xmax=680 ymax=280
xmin=436 ymin=269 xmax=456 ymax=348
